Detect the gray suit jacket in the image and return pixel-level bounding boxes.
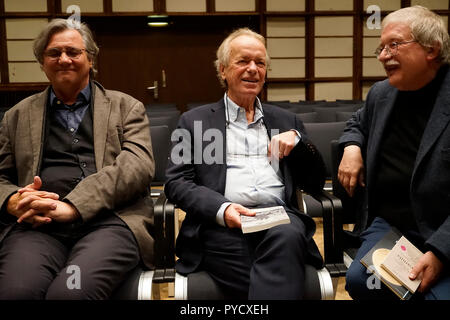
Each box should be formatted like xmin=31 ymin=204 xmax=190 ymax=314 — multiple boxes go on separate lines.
xmin=0 ymin=81 xmax=156 ymax=269
xmin=339 ymin=65 xmax=450 ymax=263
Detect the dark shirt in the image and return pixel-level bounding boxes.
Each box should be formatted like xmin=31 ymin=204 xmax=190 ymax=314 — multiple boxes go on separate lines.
xmin=39 ymin=82 xmax=102 ymax=236
xmin=49 ymin=83 xmax=91 ymax=133
xmin=372 ymin=67 xmax=445 ymax=236
xmin=40 ymin=82 xmax=95 ymax=200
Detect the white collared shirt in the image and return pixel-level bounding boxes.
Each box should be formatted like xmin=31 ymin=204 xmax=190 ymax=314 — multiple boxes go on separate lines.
xmin=216 ymin=94 xmax=288 ymax=226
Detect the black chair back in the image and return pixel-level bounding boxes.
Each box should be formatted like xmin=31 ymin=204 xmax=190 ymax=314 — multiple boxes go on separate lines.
xmin=335 ymin=111 xmax=354 ymax=122
xmin=295 ymin=112 xmax=317 ymax=123
xmin=313 ymin=105 xmax=361 ymax=122
xmin=145 ymin=103 xmax=178 ymax=111
xmin=150 ymin=125 xmax=170 ymax=186
xmin=303 ymin=122 xmax=346 ymax=179
xmin=148 ymin=116 xmax=177 ymax=135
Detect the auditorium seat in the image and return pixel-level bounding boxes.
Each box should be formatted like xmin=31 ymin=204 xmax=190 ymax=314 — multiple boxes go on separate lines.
xmin=149 ymin=125 xmax=171 ymax=187
xmin=313 ymin=105 xmax=361 ymax=123
xmin=145 ymin=103 xmax=178 ymax=111
xmin=321 ymin=140 xmax=363 ymax=273
xmin=148 ymin=115 xmax=177 ymax=135
xmin=186 ymin=102 xmax=211 ymax=111
xmin=295 ymin=112 xmax=317 ymax=123
xmin=303 ymin=122 xmax=346 ymax=181
xmin=159 ymin=192 xmax=336 ymax=300
xmin=336 ymin=111 xmax=354 ymax=122
xmin=111 ymin=190 xmax=338 ymax=300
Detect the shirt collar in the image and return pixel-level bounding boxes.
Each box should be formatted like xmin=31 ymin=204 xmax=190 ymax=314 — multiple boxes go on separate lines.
xmin=50 ymin=82 xmax=91 ymax=108
xmin=224 ymin=93 xmax=264 ymax=125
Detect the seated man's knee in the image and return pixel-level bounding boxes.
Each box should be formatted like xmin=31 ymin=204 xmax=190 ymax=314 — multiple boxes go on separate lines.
xmin=45 ymin=269 xmax=112 ymax=300
xmin=345 ymin=262 xmax=369 ymax=298
xmin=0 ymin=283 xmax=46 ymax=300
xmin=267 ymin=220 xmax=307 ymax=251
xmin=345 ymin=261 xmax=392 ymax=300
xmin=45 ymin=281 xmax=100 ymax=300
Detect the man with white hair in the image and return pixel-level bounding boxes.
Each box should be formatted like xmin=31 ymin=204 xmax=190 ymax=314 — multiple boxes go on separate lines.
xmin=165 ymin=28 xmax=326 ymax=299
xmin=339 ymin=6 xmax=450 ymax=299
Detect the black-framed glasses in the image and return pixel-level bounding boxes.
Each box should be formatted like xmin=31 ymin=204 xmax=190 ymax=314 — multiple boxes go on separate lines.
xmin=374 ymin=40 xmax=417 ymax=58
xmin=44 ymin=47 xmax=89 ymax=60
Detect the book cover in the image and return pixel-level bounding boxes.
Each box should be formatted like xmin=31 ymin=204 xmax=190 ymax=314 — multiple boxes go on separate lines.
xmin=360 ymin=228 xmax=414 ymax=300
xmin=240 ymin=206 xmax=290 ymax=234
xmin=381 ymin=236 xmax=423 ymax=293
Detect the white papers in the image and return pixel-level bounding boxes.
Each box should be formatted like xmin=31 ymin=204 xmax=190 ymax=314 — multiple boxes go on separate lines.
xmin=240 ymin=206 xmax=290 ymax=234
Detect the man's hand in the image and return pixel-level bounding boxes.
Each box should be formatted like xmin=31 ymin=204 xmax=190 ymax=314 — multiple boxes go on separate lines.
xmin=17 ymin=199 xmax=80 ymax=225
xmin=18 ymin=175 xmax=44 ymax=194
xmin=6 ymin=176 xmax=60 ymax=228
xmin=409 ymin=251 xmax=444 ymax=293
xmin=268 ymin=131 xmax=298 ymax=160
xmin=337 ymin=145 xmax=365 ymax=197
xmin=7 ymin=192 xmax=55 ymax=228
xmin=224 ymin=203 xmax=255 ymax=229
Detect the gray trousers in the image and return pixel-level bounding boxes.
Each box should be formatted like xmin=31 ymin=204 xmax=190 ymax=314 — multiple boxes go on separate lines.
xmin=0 ymin=215 xmax=139 ymax=300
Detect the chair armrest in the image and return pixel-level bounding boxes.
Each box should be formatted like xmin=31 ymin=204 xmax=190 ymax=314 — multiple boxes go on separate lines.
xmin=317 ymin=190 xmax=348 ymax=276
xmin=307 ymin=189 xmax=347 ymax=277
xmin=306 ymin=190 xmax=338 ymax=263
xmin=153 ymin=192 xmax=176 ymax=283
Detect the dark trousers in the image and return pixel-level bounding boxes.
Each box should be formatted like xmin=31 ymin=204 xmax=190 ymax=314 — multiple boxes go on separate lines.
xmin=200 ymin=211 xmax=308 ymax=300
xmin=346 ymin=217 xmax=450 ymax=300
xmin=0 ymin=215 xmax=139 ymax=300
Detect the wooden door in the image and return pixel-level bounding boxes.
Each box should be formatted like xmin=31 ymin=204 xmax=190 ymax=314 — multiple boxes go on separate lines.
xmin=86 ymin=16 xmax=259 ymax=111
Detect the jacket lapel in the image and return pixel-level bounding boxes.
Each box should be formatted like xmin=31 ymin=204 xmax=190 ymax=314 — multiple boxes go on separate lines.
xmin=412 ymin=71 xmax=450 ymax=182
xmin=91 ymin=82 xmax=111 ymax=170
xmin=30 ymin=88 xmax=49 ymax=176
xmin=209 ymin=100 xmax=228 ymax=194
xmin=261 ymin=105 xmax=275 ymax=137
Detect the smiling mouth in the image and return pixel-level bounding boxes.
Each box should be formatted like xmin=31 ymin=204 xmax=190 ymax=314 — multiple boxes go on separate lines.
xmin=385 ymin=65 xmax=398 ymax=71
xmin=242 ymin=79 xmax=258 ymax=83
xmin=384 ymin=61 xmax=400 ymax=73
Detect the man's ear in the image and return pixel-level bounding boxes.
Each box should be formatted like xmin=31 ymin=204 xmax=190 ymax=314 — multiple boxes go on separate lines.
xmin=220 ymin=64 xmax=226 ymax=80
xmin=426 ymin=42 xmax=440 ymax=61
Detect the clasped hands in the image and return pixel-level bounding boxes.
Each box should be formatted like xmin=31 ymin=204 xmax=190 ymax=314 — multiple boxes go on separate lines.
xmin=7 ymin=176 xmax=79 ymax=228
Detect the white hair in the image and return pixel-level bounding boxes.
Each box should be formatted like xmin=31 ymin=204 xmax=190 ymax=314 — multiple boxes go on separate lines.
xmin=214 ymin=28 xmax=270 ymax=88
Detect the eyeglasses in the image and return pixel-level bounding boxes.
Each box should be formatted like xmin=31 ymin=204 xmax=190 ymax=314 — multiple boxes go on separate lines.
xmin=374 ymin=40 xmax=417 ymax=58
xmin=44 ymin=47 xmax=89 ymax=60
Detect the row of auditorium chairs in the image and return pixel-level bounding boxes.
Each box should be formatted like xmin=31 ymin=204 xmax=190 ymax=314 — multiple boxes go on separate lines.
xmin=146 ymin=99 xmax=364 ymax=110
xmin=266 ymin=101 xmax=363 ymax=123
xmin=146 ymin=100 xmax=363 ymax=124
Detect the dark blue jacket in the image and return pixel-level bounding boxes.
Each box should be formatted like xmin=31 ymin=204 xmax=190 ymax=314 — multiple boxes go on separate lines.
xmin=165 ymin=99 xmax=326 ymax=274
xmin=339 ymin=65 xmax=450 ymax=263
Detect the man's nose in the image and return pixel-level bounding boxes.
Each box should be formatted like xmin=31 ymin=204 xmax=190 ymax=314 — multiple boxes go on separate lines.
xmin=247 ymin=61 xmax=257 ymax=72
xmin=58 ymin=51 xmax=72 ymax=63
xmin=377 ymin=47 xmax=391 ymax=62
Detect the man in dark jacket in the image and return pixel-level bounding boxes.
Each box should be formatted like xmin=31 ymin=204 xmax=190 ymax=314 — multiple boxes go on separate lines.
xmin=165 ymin=28 xmax=326 ymax=299
xmin=339 ymin=6 xmax=450 ymax=300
